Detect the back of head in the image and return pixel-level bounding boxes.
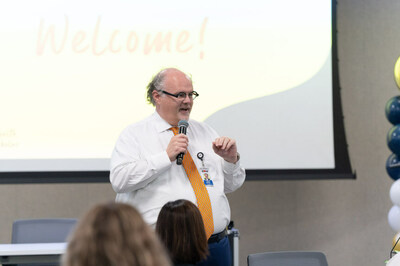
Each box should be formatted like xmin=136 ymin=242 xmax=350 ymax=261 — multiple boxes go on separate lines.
xmin=63 ymin=202 xmax=171 ymax=266
xmin=156 ymin=199 xmax=208 ymax=264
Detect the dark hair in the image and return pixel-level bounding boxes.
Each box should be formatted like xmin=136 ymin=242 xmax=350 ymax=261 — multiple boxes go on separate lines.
xmin=156 ymin=199 xmax=208 ymax=264
xmin=62 ymin=202 xmax=171 ymax=266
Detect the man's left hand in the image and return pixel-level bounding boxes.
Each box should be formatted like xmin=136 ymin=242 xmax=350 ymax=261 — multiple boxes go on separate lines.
xmin=212 ymin=137 xmax=238 ymax=164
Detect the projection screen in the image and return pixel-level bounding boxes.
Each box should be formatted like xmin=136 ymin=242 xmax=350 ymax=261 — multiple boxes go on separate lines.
xmin=0 ymin=0 xmax=354 ymax=182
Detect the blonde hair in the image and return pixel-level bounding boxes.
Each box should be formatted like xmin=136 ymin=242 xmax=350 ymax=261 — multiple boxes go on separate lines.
xmin=62 ymin=202 xmax=171 ymax=266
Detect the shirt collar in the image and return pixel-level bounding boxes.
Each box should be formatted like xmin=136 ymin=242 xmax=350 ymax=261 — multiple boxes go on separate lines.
xmin=152 ymin=111 xmax=175 ymax=133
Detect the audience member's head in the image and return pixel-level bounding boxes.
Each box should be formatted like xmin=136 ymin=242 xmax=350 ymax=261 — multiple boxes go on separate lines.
xmin=156 ymin=199 xmax=208 ymax=265
xmin=62 ymin=202 xmax=171 ymax=266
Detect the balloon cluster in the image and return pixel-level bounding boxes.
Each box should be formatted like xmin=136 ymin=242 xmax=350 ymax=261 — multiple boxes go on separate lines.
xmin=386 ymin=57 xmax=400 ymax=250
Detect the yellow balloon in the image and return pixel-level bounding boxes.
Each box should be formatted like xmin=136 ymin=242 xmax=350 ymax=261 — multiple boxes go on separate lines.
xmin=393 ymin=232 xmax=400 ymax=251
xmin=394 ymin=56 xmax=400 ymax=89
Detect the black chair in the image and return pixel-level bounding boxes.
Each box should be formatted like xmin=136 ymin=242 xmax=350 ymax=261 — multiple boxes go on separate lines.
xmin=247 ymin=251 xmax=328 ymax=266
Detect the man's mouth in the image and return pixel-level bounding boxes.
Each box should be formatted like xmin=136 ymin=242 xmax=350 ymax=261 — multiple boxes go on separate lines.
xmin=179 ymin=107 xmax=190 ymax=113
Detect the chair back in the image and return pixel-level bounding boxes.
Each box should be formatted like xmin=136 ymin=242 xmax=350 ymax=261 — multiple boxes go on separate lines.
xmin=12 ymin=218 xmax=77 ymax=243
xmin=247 ymin=251 xmax=328 ymax=266
xmin=11 ymin=218 xmax=77 ymax=266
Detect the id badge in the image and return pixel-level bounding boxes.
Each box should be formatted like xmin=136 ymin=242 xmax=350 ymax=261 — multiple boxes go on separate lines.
xmin=200 ymin=167 xmax=214 ymax=187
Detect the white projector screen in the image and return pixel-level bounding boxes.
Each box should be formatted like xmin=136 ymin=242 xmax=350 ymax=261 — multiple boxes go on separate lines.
xmin=0 ymin=0 xmax=353 ymax=182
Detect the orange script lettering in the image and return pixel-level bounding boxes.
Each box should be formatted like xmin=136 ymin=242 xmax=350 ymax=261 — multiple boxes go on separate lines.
xmin=36 ymin=16 xmax=208 ymax=58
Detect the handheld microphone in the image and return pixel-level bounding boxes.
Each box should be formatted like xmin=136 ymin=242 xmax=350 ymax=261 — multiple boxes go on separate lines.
xmin=176 ymin=120 xmax=189 ymax=165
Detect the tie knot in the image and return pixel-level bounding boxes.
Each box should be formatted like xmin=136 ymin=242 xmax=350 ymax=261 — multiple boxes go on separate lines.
xmin=170 ymin=127 xmax=179 ymax=135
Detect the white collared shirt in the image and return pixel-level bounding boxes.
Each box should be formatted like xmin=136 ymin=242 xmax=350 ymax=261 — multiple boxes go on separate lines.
xmin=110 ymin=112 xmax=246 ymax=233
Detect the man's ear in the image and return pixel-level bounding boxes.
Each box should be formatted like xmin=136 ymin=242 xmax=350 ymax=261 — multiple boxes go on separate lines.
xmin=152 ymin=90 xmax=161 ymax=104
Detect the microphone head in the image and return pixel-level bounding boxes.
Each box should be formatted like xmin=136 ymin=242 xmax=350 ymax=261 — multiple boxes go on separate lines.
xmin=178 ymin=120 xmax=189 ymax=128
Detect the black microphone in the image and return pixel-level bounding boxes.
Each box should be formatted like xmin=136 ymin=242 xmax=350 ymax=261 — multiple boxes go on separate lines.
xmin=176 ymin=120 xmax=189 ymax=165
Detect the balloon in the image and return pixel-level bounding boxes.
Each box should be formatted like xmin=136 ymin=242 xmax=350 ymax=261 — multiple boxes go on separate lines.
xmin=387 ymin=253 xmax=400 ymax=265
xmin=385 ymin=96 xmax=400 ymax=125
xmin=391 ymin=180 xmax=400 ymax=206
xmin=387 ymin=154 xmax=400 ymax=180
xmin=389 ymin=205 xmax=400 ymax=232
xmin=388 ymin=125 xmax=400 ymax=154
xmin=395 ymin=56 xmax=400 ymax=89
xmin=393 ymin=232 xmax=400 ymax=251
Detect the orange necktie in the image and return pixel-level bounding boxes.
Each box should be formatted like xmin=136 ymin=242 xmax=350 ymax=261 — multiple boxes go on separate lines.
xmin=171 ymin=127 xmax=214 ymax=239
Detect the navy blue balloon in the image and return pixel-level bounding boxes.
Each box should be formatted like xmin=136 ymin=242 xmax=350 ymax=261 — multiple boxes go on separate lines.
xmin=386 ymin=96 xmax=400 ymax=125
xmin=386 ymin=153 xmax=400 ymax=180
xmin=388 ymin=125 xmax=400 ymax=154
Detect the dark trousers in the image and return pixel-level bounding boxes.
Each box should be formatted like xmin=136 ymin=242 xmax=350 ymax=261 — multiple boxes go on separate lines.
xmin=197 ymin=236 xmax=231 ymax=266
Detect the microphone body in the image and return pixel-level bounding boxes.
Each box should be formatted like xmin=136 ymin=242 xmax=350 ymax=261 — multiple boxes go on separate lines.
xmin=176 ymin=120 xmax=189 ymax=165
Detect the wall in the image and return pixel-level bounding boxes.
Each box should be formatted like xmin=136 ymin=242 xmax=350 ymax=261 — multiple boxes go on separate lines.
xmin=0 ymin=1 xmax=397 ymax=266
xmin=228 ymin=0 xmax=399 ymax=265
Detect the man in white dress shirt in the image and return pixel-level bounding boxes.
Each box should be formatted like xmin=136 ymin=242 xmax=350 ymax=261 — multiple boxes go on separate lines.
xmin=110 ymin=68 xmax=245 ymax=266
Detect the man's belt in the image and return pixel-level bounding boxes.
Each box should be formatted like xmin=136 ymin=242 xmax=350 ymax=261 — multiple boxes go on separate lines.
xmin=208 ymin=229 xmax=227 ymax=244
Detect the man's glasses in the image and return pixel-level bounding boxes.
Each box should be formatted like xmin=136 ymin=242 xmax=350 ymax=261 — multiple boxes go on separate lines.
xmin=160 ymin=90 xmax=199 ymax=100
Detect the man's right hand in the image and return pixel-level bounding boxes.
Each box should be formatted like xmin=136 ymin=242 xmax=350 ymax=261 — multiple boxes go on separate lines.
xmin=166 ymin=134 xmax=188 ymax=162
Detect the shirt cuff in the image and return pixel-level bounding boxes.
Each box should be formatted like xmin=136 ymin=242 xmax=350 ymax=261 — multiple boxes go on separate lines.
xmin=149 ymin=151 xmax=171 ymax=172
xmin=223 ymin=156 xmax=241 ymax=173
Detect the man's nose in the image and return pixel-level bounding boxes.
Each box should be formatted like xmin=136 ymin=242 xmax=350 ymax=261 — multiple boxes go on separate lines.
xmin=182 ymin=95 xmax=191 ymax=103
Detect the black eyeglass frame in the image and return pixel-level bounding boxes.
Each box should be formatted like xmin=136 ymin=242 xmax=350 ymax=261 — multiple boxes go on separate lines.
xmin=159 ymin=90 xmax=199 ymax=100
